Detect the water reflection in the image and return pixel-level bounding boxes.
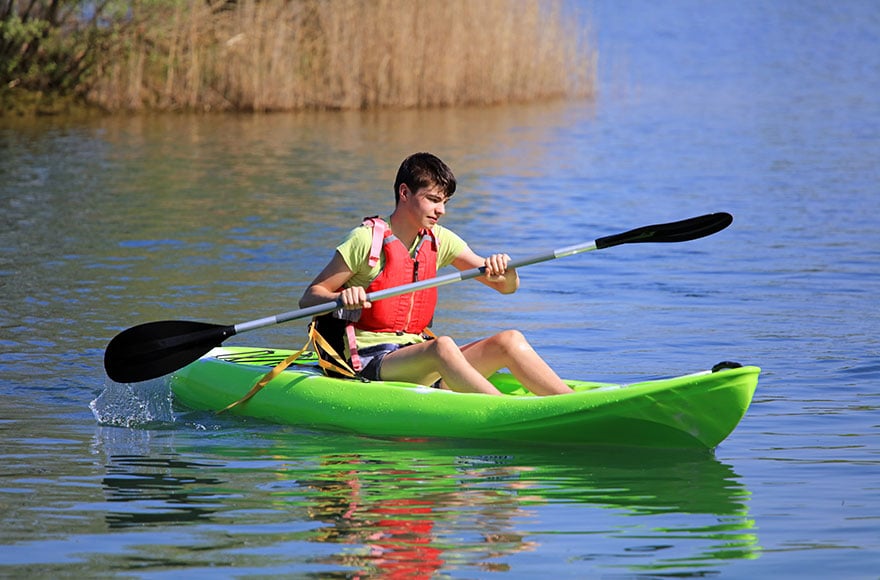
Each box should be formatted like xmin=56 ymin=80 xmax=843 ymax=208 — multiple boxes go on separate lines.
xmin=287 ymin=452 xmax=539 ymax=577
xmin=0 ymin=394 xmax=758 ymax=576
xmin=122 ymin=429 xmax=760 ymax=576
xmin=102 ymin=455 xmax=225 ymax=528
xmin=92 ymin=425 xmax=224 ymax=529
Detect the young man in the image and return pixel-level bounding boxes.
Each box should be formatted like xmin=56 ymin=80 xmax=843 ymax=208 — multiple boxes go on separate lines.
xmin=299 ymin=152 xmax=573 ymax=396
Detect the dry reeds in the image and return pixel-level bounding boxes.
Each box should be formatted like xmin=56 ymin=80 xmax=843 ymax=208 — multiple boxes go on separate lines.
xmin=87 ymin=0 xmax=595 ymax=112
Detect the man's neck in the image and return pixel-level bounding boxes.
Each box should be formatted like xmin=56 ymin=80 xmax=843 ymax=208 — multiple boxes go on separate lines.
xmin=388 ymin=210 xmax=421 ymax=248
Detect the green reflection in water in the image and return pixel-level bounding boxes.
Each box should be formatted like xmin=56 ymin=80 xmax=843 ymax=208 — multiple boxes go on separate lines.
xmin=90 ymin=425 xmax=759 ymax=577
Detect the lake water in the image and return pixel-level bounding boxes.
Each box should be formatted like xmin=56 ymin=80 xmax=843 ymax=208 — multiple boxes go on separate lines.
xmin=2 ymin=1 xmax=879 ymax=577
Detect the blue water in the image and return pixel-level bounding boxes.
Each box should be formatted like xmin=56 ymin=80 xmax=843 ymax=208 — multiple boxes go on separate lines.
xmin=2 ymin=1 xmax=879 ymax=577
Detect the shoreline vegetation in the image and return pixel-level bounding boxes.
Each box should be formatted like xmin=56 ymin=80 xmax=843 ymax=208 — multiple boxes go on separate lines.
xmin=1 ymin=0 xmax=595 ymax=117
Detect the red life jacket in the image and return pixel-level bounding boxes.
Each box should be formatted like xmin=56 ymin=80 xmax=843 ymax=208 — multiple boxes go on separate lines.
xmin=355 ymin=217 xmax=438 ymax=334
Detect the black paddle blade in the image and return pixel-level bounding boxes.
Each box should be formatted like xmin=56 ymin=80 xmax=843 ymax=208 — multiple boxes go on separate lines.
xmin=595 ymin=212 xmax=733 ymax=249
xmin=104 ymin=320 xmax=235 ymax=383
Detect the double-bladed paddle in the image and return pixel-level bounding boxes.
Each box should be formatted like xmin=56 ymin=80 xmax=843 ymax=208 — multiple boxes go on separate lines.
xmin=104 ymin=212 xmax=733 ymax=383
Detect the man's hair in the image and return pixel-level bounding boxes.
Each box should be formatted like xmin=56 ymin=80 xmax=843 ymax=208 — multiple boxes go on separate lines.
xmin=393 ymin=152 xmax=457 ymax=204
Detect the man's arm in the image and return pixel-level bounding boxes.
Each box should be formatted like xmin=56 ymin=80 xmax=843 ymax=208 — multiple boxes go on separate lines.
xmin=452 ymin=247 xmax=519 ymax=295
xmin=299 ymin=251 xmax=366 ymax=308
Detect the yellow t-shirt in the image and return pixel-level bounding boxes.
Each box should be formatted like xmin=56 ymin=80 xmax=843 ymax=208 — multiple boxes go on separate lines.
xmin=335 ymin=221 xmax=468 ymax=349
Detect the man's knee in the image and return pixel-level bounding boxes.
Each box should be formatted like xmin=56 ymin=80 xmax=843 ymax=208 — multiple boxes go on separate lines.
xmin=494 ymin=329 xmax=529 ymax=352
xmin=429 ymin=335 xmax=460 ymax=360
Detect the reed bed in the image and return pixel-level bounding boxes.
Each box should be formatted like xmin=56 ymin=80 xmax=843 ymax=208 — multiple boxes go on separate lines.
xmin=87 ymin=0 xmax=595 ymax=112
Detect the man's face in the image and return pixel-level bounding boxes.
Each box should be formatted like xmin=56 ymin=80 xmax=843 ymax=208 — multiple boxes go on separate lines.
xmin=403 ymin=184 xmax=448 ymax=227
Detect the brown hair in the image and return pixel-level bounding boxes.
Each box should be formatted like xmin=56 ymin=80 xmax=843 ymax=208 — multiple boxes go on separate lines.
xmin=393 ymin=153 xmax=457 ymax=204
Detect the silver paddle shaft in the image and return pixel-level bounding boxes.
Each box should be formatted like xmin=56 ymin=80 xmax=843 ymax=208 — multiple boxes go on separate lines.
xmin=234 ymin=241 xmax=599 ymax=334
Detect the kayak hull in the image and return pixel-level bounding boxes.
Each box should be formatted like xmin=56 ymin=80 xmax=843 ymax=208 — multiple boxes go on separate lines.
xmin=169 ymin=347 xmax=759 ymax=449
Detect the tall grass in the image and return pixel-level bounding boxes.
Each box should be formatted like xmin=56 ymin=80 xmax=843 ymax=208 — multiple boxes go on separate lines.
xmin=87 ymin=0 xmax=595 ymax=112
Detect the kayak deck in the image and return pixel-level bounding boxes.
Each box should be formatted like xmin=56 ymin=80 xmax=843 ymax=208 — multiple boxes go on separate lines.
xmin=169 ymin=347 xmax=760 ymax=449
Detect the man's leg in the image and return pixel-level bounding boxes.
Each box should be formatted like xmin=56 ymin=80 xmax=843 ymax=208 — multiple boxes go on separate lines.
xmin=378 ymin=336 xmax=502 ymax=395
xmin=459 ymin=330 xmax=573 ymax=395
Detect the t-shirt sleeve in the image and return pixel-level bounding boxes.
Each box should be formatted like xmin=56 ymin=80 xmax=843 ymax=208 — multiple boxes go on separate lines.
xmin=336 ymin=226 xmax=373 ymax=285
xmin=435 ymin=225 xmax=468 ymax=268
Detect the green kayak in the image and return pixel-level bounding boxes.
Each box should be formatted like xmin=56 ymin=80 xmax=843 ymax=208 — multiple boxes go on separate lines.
xmin=169 ymin=347 xmax=759 ymax=449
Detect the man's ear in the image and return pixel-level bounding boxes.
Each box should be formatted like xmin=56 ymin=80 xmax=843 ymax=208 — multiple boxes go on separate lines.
xmin=398 ymin=184 xmax=410 ymax=201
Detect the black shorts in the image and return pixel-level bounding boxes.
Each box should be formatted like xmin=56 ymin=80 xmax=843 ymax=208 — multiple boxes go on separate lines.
xmin=355 ymin=342 xmax=442 ymax=388
xmin=355 ymin=343 xmax=409 ymax=381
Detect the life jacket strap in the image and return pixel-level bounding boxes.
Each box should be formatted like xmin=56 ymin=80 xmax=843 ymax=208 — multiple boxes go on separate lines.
xmin=216 ymin=319 xmax=364 ymax=412
xmin=310 ymin=321 xmax=360 ymax=378
xmin=345 ymin=322 xmax=363 ymax=372
xmin=363 ymin=216 xmax=387 ymax=267
xmin=217 ymin=339 xmax=311 ymax=413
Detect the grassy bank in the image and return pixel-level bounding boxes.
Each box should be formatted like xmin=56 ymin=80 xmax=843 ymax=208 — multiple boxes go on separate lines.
xmin=3 ymin=0 xmax=595 ymax=115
